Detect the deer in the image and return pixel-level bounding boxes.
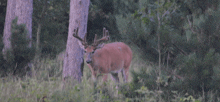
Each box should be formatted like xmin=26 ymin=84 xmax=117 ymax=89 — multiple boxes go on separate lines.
xmin=73 ymin=27 xmax=132 ymax=87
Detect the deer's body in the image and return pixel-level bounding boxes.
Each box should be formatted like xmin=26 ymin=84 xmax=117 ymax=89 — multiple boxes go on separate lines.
xmin=73 ymin=27 xmax=132 ymax=84
xmin=87 ymin=42 xmax=132 ymax=82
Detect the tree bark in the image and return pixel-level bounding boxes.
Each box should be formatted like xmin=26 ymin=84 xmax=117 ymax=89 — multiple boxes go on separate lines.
xmin=63 ymin=0 xmax=90 ymax=82
xmin=2 ymin=0 xmax=33 ymax=59
xmin=2 ymin=0 xmax=16 ymax=59
xmin=15 ymin=0 xmax=33 ymax=47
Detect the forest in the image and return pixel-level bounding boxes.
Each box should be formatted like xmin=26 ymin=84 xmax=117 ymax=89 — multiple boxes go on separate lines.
xmin=0 ymin=0 xmax=220 ymax=101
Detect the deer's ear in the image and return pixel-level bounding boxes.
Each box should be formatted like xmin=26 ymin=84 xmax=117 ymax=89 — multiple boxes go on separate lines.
xmin=77 ymin=41 xmax=85 ymax=49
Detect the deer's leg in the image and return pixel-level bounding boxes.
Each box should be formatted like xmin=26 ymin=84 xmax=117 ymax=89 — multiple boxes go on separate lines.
xmin=111 ymin=73 xmax=120 ymax=96
xmin=92 ymin=73 xmax=97 ymax=88
xmin=102 ymin=74 xmax=108 ymax=82
xmin=121 ymin=69 xmax=127 ymax=82
xmin=123 ymin=67 xmax=129 ymax=83
xmin=87 ymin=64 xmax=97 ymax=88
xmin=111 ymin=73 xmax=119 ymax=83
xmin=111 ymin=73 xmax=119 ymax=89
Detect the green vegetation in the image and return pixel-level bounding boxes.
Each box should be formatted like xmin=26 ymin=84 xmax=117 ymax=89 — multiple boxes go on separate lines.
xmin=1 ymin=0 xmax=220 ymax=101
xmin=0 ymin=45 xmax=208 ymax=102
xmin=0 ymin=17 xmax=35 ymax=77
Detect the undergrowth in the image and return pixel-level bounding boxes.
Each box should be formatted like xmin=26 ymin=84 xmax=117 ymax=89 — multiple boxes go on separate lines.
xmin=0 ymin=45 xmax=218 ymax=102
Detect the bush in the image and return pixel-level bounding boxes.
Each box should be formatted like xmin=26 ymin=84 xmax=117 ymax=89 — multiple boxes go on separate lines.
xmin=0 ymin=17 xmax=35 ymax=77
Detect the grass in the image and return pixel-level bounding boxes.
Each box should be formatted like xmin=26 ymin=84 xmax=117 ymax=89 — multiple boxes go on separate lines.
xmin=0 ymin=44 xmax=145 ymax=102
xmin=0 ymin=51 xmax=120 ymax=102
xmin=1 ymin=45 xmax=218 ymax=102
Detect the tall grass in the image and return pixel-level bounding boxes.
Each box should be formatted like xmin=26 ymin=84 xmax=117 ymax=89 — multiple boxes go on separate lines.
xmin=0 ymin=45 xmax=216 ymax=102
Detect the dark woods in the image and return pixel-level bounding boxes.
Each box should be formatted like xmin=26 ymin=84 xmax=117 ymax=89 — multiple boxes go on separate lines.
xmin=0 ymin=0 xmax=220 ymax=101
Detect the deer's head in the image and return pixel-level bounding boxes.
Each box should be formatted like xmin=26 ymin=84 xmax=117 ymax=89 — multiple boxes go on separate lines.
xmin=73 ymin=27 xmax=110 ymax=64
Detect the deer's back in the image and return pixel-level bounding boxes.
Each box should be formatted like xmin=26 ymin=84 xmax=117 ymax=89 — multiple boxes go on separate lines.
xmin=92 ymin=42 xmax=132 ymax=73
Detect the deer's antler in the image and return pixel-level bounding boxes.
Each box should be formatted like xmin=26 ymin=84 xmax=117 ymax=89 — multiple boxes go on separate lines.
xmin=92 ymin=27 xmax=110 ymax=47
xmin=72 ymin=27 xmax=88 ymax=47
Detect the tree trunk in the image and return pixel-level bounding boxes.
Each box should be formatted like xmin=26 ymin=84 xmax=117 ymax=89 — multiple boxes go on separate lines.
xmin=63 ymin=0 xmax=90 ymax=82
xmin=36 ymin=22 xmax=41 ymax=57
xmin=15 ymin=0 xmax=33 ymax=47
xmin=2 ymin=0 xmax=16 ymax=59
xmin=2 ymin=0 xmax=33 ymax=59
xmin=35 ymin=0 xmax=47 ymax=57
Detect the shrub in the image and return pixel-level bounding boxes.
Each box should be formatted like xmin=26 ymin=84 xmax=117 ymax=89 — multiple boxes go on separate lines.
xmin=0 ymin=17 xmax=35 ymax=77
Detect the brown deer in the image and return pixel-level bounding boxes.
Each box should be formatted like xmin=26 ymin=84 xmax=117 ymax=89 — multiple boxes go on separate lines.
xmin=73 ymin=27 xmax=132 ymax=86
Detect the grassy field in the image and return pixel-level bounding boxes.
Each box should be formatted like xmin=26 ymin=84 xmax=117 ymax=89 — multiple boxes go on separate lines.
xmin=0 ymin=45 xmax=214 ymax=102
